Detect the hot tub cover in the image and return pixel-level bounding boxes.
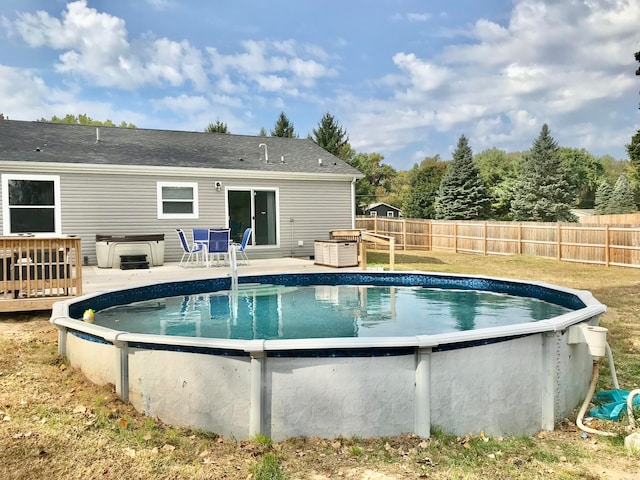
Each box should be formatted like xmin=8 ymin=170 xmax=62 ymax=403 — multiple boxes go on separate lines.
xmin=96 ymin=234 xmax=165 ymax=242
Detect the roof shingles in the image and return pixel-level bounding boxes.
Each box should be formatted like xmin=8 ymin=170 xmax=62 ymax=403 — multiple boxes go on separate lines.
xmin=0 ymin=120 xmax=363 ymax=177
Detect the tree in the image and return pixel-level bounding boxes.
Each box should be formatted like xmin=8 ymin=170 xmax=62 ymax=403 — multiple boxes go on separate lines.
xmin=628 ymin=51 xmax=640 ymax=202
xmin=609 ymin=175 xmax=637 ymax=214
xmin=310 ymin=112 xmax=350 ymax=160
xmin=37 ymin=114 xmax=135 ymax=128
xmin=402 ymin=156 xmax=447 ymax=218
xmin=434 ymin=135 xmax=492 ymax=220
xmin=558 ymin=147 xmax=604 ymax=208
xmin=348 ymin=152 xmax=397 ymax=213
xmin=510 ymin=124 xmax=576 ymax=222
xmin=205 ymin=121 xmax=229 ymax=134
xmin=627 ymin=130 xmax=640 ymax=197
xmin=258 ymin=127 xmax=267 ymax=137
xmin=594 ymin=182 xmax=613 ymax=214
xmin=474 ymin=148 xmax=523 ymax=220
xmin=270 ymin=112 xmax=297 ymax=138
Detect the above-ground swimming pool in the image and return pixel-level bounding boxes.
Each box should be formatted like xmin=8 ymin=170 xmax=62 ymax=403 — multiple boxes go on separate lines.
xmin=51 ymin=271 xmax=606 ymax=441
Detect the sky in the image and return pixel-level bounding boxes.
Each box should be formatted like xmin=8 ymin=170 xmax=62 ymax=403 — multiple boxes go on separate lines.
xmin=0 ymin=0 xmax=639 ymax=171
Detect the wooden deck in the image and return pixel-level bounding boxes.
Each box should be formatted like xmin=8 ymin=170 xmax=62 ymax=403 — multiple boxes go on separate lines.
xmin=0 ymin=236 xmax=82 ymax=312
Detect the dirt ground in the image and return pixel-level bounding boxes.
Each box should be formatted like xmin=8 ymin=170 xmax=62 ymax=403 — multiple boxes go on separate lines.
xmin=0 ymin=312 xmax=640 ymax=480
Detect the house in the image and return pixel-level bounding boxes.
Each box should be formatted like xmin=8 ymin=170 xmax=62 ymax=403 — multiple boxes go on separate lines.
xmin=363 ymin=202 xmax=401 ymax=218
xmin=0 ymin=120 xmax=364 ymax=264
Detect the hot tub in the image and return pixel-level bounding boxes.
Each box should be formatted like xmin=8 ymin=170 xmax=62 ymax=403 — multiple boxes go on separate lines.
xmin=95 ymin=234 xmax=165 ymax=268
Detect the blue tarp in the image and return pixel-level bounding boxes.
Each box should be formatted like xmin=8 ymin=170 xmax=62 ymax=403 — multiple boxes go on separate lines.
xmin=589 ymin=389 xmax=640 ymax=420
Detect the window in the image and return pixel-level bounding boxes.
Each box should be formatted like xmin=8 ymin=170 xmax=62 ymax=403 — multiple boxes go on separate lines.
xmin=157 ymin=182 xmax=198 ymax=219
xmin=227 ymin=188 xmax=278 ymax=246
xmin=2 ymin=174 xmax=61 ymax=234
xmin=387 ymin=211 xmax=395 ymax=217
xmin=369 ymin=211 xmax=377 ymax=217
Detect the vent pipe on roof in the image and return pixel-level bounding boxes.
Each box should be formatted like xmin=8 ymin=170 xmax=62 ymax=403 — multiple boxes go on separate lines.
xmin=95 ymin=127 xmax=100 ymax=143
xmin=318 ymin=158 xmax=323 ymax=166
xmin=259 ymin=143 xmax=268 ymax=163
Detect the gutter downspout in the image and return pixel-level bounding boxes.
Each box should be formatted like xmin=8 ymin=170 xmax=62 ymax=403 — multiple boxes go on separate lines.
xmin=351 ymin=177 xmax=357 ymax=229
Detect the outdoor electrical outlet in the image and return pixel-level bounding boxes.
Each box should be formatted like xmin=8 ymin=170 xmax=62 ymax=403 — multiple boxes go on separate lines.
xmin=297 ymin=240 xmax=304 ymax=246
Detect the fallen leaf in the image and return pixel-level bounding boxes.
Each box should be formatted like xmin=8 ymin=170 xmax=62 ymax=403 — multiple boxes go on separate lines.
xmin=118 ymin=418 xmax=127 ymax=429
xmin=73 ymin=405 xmax=87 ymax=414
xmin=143 ymin=433 xmax=152 ymax=441
xmin=162 ymin=444 xmax=176 ymax=452
xmin=122 ymin=447 xmax=136 ymax=458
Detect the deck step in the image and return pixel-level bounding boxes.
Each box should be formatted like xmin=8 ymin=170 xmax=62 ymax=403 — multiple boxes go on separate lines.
xmin=120 ymin=254 xmax=149 ymax=270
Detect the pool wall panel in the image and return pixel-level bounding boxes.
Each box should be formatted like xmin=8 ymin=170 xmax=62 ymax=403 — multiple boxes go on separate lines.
xmin=265 ymin=355 xmax=415 ymax=439
xmin=65 ymin=334 xmax=117 ymax=387
xmin=128 ymin=350 xmax=252 ymax=438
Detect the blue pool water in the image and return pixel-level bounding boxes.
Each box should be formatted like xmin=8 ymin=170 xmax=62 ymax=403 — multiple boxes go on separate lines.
xmin=93 ymin=284 xmax=571 ymax=340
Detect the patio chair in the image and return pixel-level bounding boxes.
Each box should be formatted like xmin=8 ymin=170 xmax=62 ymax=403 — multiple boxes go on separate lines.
xmin=233 ymin=227 xmax=252 ymax=265
xmin=207 ymin=228 xmax=230 ymax=267
xmin=176 ymin=229 xmax=203 ymax=267
xmin=192 ymin=228 xmax=209 ymax=250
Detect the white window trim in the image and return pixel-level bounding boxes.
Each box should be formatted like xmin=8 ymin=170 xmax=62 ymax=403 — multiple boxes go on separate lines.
xmin=157 ymin=181 xmax=199 ymax=219
xmin=1 ymin=174 xmax=62 ymax=235
xmin=369 ymin=211 xmax=377 ymax=217
xmin=387 ymin=211 xmax=395 ymax=217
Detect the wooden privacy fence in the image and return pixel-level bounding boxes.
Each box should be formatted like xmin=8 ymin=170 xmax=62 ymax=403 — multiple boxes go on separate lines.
xmin=355 ymin=216 xmax=640 ymax=268
xmin=0 ymin=236 xmax=82 ymax=312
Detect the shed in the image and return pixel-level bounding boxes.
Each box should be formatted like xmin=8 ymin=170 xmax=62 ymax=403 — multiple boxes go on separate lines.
xmin=363 ymin=202 xmax=402 ymax=218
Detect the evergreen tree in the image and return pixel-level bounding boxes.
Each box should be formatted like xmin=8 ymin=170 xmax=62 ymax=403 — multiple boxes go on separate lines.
xmin=510 ymin=124 xmax=575 ymax=222
xmin=204 ymin=121 xmax=229 ymax=133
xmin=270 ymin=112 xmax=297 ymax=137
xmin=609 ymin=175 xmax=637 ymax=213
xmin=310 ymin=112 xmax=350 ymax=160
xmin=258 ymin=127 xmax=267 ymax=137
xmin=594 ymin=181 xmax=613 ymax=214
xmin=433 ymin=135 xmax=491 ymax=220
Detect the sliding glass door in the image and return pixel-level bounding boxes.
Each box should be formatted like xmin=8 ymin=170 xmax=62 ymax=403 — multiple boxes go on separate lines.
xmin=227 ymin=188 xmax=278 ymax=246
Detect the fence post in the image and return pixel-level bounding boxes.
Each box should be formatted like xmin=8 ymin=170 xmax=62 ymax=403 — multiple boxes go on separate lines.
xmin=454 ymin=222 xmax=459 ymax=253
xmin=605 ymin=224 xmax=610 ymax=267
xmin=402 ymin=219 xmax=407 ymax=251
xmin=483 ymin=221 xmax=488 ymax=256
xmin=518 ymin=223 xmax=523 ymax=255
xmin=557 ymin=223 xmax=562 ymax=261
xmin=389 ymin=237 xmax=395 ymax=271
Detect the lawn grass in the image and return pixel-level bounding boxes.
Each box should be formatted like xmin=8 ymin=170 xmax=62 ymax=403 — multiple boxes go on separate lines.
xmin=2 ymin=251 xmax=640 ymax=479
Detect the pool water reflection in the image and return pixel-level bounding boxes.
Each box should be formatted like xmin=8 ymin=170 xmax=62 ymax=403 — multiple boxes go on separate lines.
xmin=94 ymin=284 xmax=571 ymax=340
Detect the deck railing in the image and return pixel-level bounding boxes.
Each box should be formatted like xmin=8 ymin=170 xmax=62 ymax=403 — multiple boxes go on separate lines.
xmin=0 ymin=236 xmax=82 ymax=312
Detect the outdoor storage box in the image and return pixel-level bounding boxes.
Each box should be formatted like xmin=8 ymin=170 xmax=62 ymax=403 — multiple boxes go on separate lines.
xmin=314 ymin=240 xmax=358 ymax=268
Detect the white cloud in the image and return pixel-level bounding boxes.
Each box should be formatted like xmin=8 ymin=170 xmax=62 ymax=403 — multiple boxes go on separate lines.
xmin=345 ymin=0 xmax=640 ymax=165
xmin=407 ymin=13 xmax=432 ymax=22
xmin=12 ymin=1 xmax=208 ymax=90
xmin=207 ymin=39 xmax=336 ymax=93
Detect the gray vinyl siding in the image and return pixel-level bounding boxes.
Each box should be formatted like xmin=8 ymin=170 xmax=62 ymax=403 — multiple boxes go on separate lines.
xmin=0 ymin=165 xmax=354 ymax=264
